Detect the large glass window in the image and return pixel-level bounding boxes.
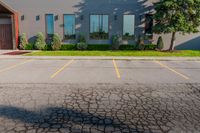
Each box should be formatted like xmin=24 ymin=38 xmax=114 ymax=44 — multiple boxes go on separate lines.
xmin=123 ymin=15 xmax=135 ymax=40
xmin=90 ymin=15 xmax=109 ymax=40
xmin=64 ymin=14 xmax=75 ymax=40
xmin=45 ymin=14 xmax=54 ymax=38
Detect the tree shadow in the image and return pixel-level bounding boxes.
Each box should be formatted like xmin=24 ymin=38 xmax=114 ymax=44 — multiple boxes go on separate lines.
xmin=72 ymin=0 xmax=154 ymax=44
xmin=0 ymin=105 xmax=152 ymax=132
xmin=175 ymin=36 xmax=200 ymax=50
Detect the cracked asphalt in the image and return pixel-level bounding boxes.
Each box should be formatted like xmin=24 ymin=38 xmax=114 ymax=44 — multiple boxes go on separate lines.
xmin=0 ymin=59 xmax=200 ymax=133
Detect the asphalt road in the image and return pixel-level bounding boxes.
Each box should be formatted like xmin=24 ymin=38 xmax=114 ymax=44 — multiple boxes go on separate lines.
xmin=0 ymin=59 xmax=200 ymax=133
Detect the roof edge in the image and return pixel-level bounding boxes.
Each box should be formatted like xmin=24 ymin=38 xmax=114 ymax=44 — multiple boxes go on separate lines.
xmin=0 ymin=0 xmax=17 ymax=14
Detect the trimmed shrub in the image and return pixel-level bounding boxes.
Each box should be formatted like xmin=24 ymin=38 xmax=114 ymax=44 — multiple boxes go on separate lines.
xmin=119 ymin=45 xmax=136 ymax=50
xmin=77 ymin=34 xmax=87 ymax=50
xmin=156 ymin=36 xmax=164 ymax=50
xmin=24 ymin=43 xmax=34 ymax=50
xmin=34 ymin=32 xmax=46 ymax=50
xmin=18 ymin=33 xmax=28 ymax=50
xmin=60 ymin=44 xmax=76 ymax=50
xmin=111 ymin=35 xmax=121 ymax=50
xmin=77 ymin=42 xmax=88 ymax=50
xmin=87 ymin=44 xmax=110 ymax=51
xmin=51 ymin=33 xmax=62 ymax=50
xmin=136 ymin=35 xmax=145 ymax=50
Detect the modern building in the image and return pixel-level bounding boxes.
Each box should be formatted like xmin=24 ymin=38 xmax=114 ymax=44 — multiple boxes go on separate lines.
xmin=0 ymin=0 xmax=200 ymax=50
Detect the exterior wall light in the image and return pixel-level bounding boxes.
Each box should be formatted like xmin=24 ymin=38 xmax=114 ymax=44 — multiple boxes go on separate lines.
xmin=55 ymin=15 xmax=59 ymax=21
xmin=21 ymin=15 xmax=25 ymax=21
xmin=114 ymin=15 xmax=117 ymax=20
xmin=36 ymin=15 xmax=40 ymax=21
xmin=80 ymin=15 xmax=84 ymax=20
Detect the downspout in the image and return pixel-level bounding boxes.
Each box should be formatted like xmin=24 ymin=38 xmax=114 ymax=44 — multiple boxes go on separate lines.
xmin=14 ymin=12 xmax=19 ymax=49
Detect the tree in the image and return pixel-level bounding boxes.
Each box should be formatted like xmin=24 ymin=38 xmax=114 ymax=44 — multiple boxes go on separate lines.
xmin=153 ymin=0 xmax=200 ymax=51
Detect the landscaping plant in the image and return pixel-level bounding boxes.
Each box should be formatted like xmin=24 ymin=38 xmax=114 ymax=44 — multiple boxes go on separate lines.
xmin=136 ymin=35 xmax=145 ymax=50
xmin=18 ymin=33 xmax=28 ymax=50
xmin=51 ymin=33 xmax=61 ymax=50
xmin=156 ymin=36 xmax=164 ymax=50
xmin=111 ymin=35 xmax=121 ymax=50
xmin=153 ymin=0 xmax=200 ymax=51
xmin=77 ymin=34 xmax=88 ymax=50
xmin=34 ymin=32 xmax=46 ymax=50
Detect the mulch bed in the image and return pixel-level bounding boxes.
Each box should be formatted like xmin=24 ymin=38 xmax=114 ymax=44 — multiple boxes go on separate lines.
xmin=2 ymin=51 xmax=30 ymax=55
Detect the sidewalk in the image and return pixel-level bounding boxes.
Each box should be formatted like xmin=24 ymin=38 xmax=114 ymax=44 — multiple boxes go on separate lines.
xmin=0 ymin=55 xmax=200 ymax=61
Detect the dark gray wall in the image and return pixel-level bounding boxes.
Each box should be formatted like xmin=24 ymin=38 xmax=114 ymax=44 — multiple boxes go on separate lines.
xmin=2 ymin=0 xmax=200 ymax=49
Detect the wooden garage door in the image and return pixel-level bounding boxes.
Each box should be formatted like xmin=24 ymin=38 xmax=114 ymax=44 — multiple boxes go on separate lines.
xmin=0 ymin=24 xmax=13 ymax=49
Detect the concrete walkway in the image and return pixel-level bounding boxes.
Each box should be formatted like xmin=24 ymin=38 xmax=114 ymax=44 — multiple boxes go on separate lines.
xmin=0 ymin=55 xmax=200 ymax=61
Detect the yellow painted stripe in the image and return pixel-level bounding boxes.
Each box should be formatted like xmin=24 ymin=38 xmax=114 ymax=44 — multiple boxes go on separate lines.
xmin=51 ymin=59 xmax=74 ymax=79
xmin=0 ymin=59 xmax=33 ymax=73
xmin=154 ymin=61 xmax=190 ymax=80
xmin=112 ymin=59 xmax=121 ymax=79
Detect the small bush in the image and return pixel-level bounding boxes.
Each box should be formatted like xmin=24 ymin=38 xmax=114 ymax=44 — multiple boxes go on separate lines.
xmin=18 ymin=33 xmax=28 ymax=50
xmin=119 ymin=45 xmax=136 ymax=50
xmin=87 ymin=44 xmax=110 ymax=51
xmin=136 ymin=35 xmax=145 ymax=50
xmin=77 ymin=34 xmax=87 ymax=50
xmin=60 ymin=44 xmax=76 ymax=50
xmin=111 ymin=35 xmax=121 ymax=50
xmin=24 ymin=43 xmax=34 ymax=50
xmin=34 ymin=32 xmax=46 ymax=50
xmin=156 ymin=36 xmax=164 ymax=50
xmin=77 ymin=42 xmax=88 ymax=50
xmin=51 ymin=33 xmax=62 ymax=50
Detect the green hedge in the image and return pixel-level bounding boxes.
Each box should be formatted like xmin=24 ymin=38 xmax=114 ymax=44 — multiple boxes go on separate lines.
xmin=56 ymin=44 xmax=156 ymax=51
xmin=87 ymin=44 xmax=110 ymax=51
xmin=144 ymin=44 xmax=156 ymax=50
xmin=119 ymin=45 xmax=136 ymax=50
xmin=60 ymin=44 xmax=76 ymax=50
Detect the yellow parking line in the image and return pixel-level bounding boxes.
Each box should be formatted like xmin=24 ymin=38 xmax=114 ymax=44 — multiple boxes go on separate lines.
xmin=51 ymin=59 xmax=74 ymax=79
xmin=0 ymin=59 xmax=33 ymax=73
xmin=112 ymin=59 xmax=121 ymax=79
xmin=154 ymin=61 xmax=190 ymax=80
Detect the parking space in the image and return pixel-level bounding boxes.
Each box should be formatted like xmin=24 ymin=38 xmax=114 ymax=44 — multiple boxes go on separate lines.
xmin=0 ymin=59 xmax=199 ymax=84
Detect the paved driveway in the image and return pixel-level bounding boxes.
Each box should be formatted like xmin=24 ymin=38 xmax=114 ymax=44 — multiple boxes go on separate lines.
xmin=0 ymin=59 xmax=200 ymax=133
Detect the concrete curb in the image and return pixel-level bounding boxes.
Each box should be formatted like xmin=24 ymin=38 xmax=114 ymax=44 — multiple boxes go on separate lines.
xmin=0 ymin=55 xmax=200 ymax=61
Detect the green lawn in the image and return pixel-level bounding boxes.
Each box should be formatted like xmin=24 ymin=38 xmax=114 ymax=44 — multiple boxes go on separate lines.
xmin=25 ymin=50 xmax=200 ymax=57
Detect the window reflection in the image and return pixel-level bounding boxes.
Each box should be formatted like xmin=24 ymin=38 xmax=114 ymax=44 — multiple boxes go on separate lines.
xmin=64 ymin=14 xmax=75 ymax=40
xmin=45 ymin=14 xmax=54 ymax=38
xmin=123 ymin=15 xmax=135 ymax=40
xmin=90 ymin=15 xmax=109 ymax=40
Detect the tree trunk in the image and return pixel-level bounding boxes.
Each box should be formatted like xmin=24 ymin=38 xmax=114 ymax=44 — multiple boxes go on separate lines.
xmin=169 ymin=32 xmax=176 ymax=51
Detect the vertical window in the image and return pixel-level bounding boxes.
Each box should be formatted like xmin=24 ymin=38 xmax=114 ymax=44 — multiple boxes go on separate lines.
xmin=90 ymin=15 xmax=109 ymax=40
xmin=123 ymin=15 xmax=135 ymax=40
xmin=45 ymin=14 xmax=54 ymax=38
xmin=64 ymin=14 xmax=75 ymax=40
xmin=145 ymin=14 xmax=153 ymax=36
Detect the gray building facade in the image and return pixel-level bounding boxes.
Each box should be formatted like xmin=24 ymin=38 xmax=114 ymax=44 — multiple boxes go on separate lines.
xmin=0 ymin=0 xmax=200 ymax=50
